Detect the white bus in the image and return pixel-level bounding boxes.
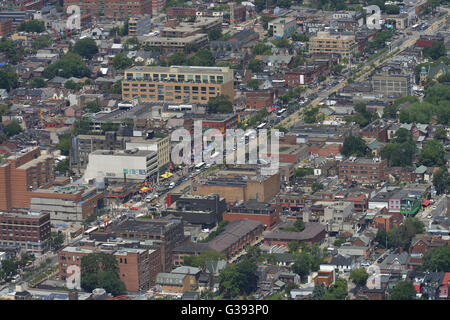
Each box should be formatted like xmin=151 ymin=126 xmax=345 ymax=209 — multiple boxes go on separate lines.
xmin=195 ymin=162 xmax=206 ymax=170
xmin=257 ymin=122 xmax=267 ymax=130
xmin=84 ymin=226 xmax=98 ymax=236
xmin=277 ymin=108 xmax=287 ymax=117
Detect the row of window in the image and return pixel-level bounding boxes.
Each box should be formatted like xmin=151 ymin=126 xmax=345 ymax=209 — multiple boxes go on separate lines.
xmin=126 ymin=73 xmax=224 ymax=83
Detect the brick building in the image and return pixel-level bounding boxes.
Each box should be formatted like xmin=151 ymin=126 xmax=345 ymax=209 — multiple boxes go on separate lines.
xmin=223 ymin=201 xmax=280 ymax=230
xmin=63 ymin=0 xmax=152 ymax=20
xmin=192 ymin=169 xmax=280 ymax=204
xmin=0 ymin=211 xmax=50 ymax=254
xmin=0 ymin=19 xmax=13 ymax=37
xmin=0 ymin=147 xmax=55 ymax=212
xmin=114 ymin=248 xmax=150 ymax=292
xmin=338 ymin=158 xmax=387 ymax=184
xmin=165 ymin=7 xmax=196 ymax=19
xmin=263 ymin=222 xmax=326 ymax=247
xmin=105 ymin=218 xmax=186 ymax=272
xmin=245 ymin=90 xmax=274 ymax=110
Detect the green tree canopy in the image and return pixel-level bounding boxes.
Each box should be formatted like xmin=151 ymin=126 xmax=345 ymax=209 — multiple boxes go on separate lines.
xmin=29 ymin=77 xmax=47 ymax=88
xmin=183 ymin=250 xmax=226 ymax=268
xmin=433 ymin=166 xmax=450 ymax=194
xmin=3 ymin=119 xmax=22 ymax=137
xmin=113 ymin=53 xmax=133 ymax=70
xmin=0 ymin=67 xmax=19 ymax=91
xmin=349 ymin=268 xmax=369 ymax=287
xmin=43 ymin=53 xmax=91 ymax=80
xmin=248 ymin=58 xmax=263 ymax=73
xmin=380 ymin=128 xmax=416 ymax=167
xmin=80 ymin=252 xmax=126 ymax=296
xmin=218 ymin=259 xmax=258 ymax=298
xmin=423 ymin=41 xmax=446 ymax=61
xmin=418 ymin=139 xmax=445 ymax=167
xmin=207 ymin=95 xmax=233 ymax=113
xmin=421 ymin=245 xmax=450 ymax=272
xmin=84 ymin=101 xmax=101 ymax=113
xmin=252 ymin=43 xmax=272 ymax=55
xmin=389 ymin=281 xmax=416 ymax=300
xmin=341 ymin=135 xmax=368 ymax=157
xmin=18 ymin=20 xmax=45 ymax=33
xmin=33 ymin=35 xmax=52 ymax=50
xmin=247 ymin=79 xmax=261 ymax=90
xmin=434 ymin=127 xmax=448 ymax=140
xmin=72 ymin=38 xmax=98 ymax=60
xmin=322 ymin=278 xmax=348 ymax=300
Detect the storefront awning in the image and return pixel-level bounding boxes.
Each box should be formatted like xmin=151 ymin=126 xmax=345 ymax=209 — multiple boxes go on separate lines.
xmin=422 ymin=200 xmax=430 ymax=206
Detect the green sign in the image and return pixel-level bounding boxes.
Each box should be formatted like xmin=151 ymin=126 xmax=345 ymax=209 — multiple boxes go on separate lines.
xmin=123 ymin=169 xmax=128 ymax=174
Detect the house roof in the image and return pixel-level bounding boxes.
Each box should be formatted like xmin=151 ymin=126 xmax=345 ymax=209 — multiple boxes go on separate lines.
xmin=415 ymin=165 xmax=427 ymax=174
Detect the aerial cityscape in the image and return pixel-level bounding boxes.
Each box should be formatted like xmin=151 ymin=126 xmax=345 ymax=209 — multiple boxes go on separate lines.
xmin=0 ymin=0 xmax=449 ymax=302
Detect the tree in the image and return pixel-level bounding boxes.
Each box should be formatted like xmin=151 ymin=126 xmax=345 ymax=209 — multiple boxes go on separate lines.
xmin=421 ymin=245 xmax=450 ymax=272
xmin=288 ymin=241 xmax=300 ymax=254
xmin=109 ymin=80 xmax=122 ymax=94
xmin=72 ymin=38 xmax=98 ymax=60
xmin=389 ymin=281 xmax=416 ymax=300
xmin=49 ymin=231 xmax=65 ymax=250
xmin=84 ymin=101 xmax=101 ymax=113
xmin=423 ymin=41 xmax=446 ymax=61
xmin=57 ymin=134 xmax=70 ymax=156
xmin=80 ymin=252 xmax=126 ymax=296
xmin=3 ymin=119 xmax=22 ymax=137
xmin=113 ymin=53 xmax=133 ymax=70
xmin=385 ymin=5 xmax=400 ymax=14
xmin=292 ymin=255 xmax=311 ymax=282
xmin=44 ymin=53 xmax=91 ymax=80
xmin=168 ymin=52 xmax=186 ymax=65
xmin=248 ymin=59 xmax=262 ymax=73
xmin=56 ymin=158 xmax=70 ymax=175
xmin=434 ymin=127 xmax=447 ymax=140
xmin=432 ymin=166 xmax=450 ymax=194
xmin=0 ymin=67 xmax=18 ymax=91
xmin=183 ymin=250 xmax=226 ymax=268
xmin=334 ymin=236 xmax=346 ymax=247
xmin=310 ymin=282 xmax=325 ymax=300
xmin=207 ymin=95 xmax=233 ymax=113
xmin=247 ymin=79 xmax=261 ymax=90
xmin=252 ymin=43 xmax=272 ymax=55
xmin=349 ymin=268 xmax=369 ymax=288
xmin=101 ymin=122 xmax=120 ymax=132
xmin=419 ymin=139 xmax=445 ymax=167
xmin=291 ymin=32 xmax=309 ymax=42
xmin=186 ymin=49 xmax=215 ymax=66
xmin=207 ymin=28 xmax=222 ymax=41
xmin=322 ymin=279 xmax=348 ymax=300
xmin=33 ymin=35 xmax=52 ymax=50
xmin=341 ymin=135 xmax=368 ymax=157
xmin=29 ymin=77 xmax=47 ymax=88
xmin=18 ymin=20 xmax=45 ymax=33
xmin=331 ymin=64 xmax=345 ymax=75
xmin=380 ymin=128 xmax=416 ymax=167
xmin=218 ymin=259 xmax=258 ymax=298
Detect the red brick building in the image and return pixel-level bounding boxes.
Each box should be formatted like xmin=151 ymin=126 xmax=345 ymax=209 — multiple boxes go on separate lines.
xmin=338 ymin=158 xmax=387 ymax=184
xmin=0 ymin=19 xmax=12 ymax=37
xmin=166 ymin=7 xmax=196 ymax=19
xmin=309 ymin=142 xmax=342 ymax=157
xmin=63 ymin=0 xmax=152 ymax=19
xmin=0 ymin=147 xmax=55 ymax=212
xmin=223 ymin=201 xmax=280 ymax=230
xmin=0 ymin=211 xmax=50 ymax=254
xmin=245 ymin=91 xmax=274 ymax=110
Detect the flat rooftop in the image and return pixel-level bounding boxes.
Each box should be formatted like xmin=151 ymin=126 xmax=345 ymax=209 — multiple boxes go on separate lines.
xmin=125 ymin=65 xmax=231 ymax=75
xmin=113 ymin=219 xmax=180 ymax=234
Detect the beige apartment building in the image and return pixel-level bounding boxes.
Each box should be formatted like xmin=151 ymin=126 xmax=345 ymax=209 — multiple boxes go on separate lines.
xmin=309 ymin=31 xmax=357 ymax=58
xmin=122 ymin=66 xmax=234 ymax=104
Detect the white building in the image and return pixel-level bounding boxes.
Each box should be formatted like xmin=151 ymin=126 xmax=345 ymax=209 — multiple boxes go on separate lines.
xmin=83 ymin=149 xmax=158 ymax=183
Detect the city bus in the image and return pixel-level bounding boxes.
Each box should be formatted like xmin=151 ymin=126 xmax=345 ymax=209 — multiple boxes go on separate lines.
xmin=277 ymin=108 xmax=287 ymax=117
xmin=84 ymin=226 xmax=98 ymax=236
xmin=257 ymin=122 xmax=267 ymax=130
xmin=195 ymin=162 xmax=206 ymax=171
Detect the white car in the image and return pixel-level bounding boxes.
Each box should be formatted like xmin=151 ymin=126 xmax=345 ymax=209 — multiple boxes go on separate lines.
xmin=427 ymin=214 xmax=433 ymax=219
xmin=432 ymin=206 xmax=437 ymax=210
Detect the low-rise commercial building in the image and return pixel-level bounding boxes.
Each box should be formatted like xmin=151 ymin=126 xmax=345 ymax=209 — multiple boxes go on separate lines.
xmin=223 ymin=201 xmax=280 ymax=230
xmin=83 ymin=149 xmax=158 ymax=183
